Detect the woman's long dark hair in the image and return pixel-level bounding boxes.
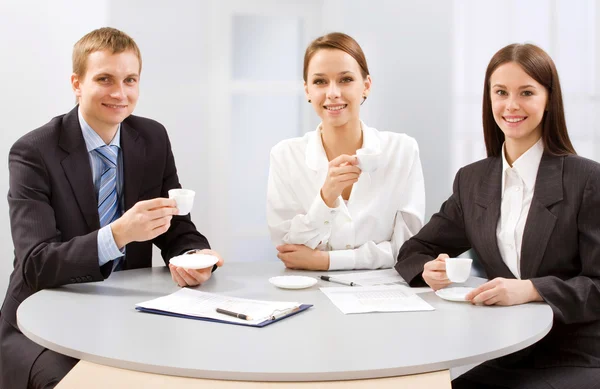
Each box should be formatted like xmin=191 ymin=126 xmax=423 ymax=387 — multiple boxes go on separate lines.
xmin=482 ymin=43 xmax=576 ymax=157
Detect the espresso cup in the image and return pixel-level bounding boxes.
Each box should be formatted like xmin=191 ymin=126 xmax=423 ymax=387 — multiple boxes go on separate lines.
xmin=355 ymin=148 xmax=380 ymax=173
xmin=445 ymin=257 xmax=473 ymax=283
xmin=168 ymin=189 xmax=195 ymax=215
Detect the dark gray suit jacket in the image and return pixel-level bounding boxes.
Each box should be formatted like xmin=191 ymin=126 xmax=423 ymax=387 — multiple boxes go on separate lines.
xmin=0 ymin=106 xmax=210 ymax=389
xmin=396 ymin=153 xmax=600 ymax=369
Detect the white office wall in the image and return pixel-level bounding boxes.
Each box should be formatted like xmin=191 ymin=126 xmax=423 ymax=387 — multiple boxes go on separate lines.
xmin=0 ymin=0 xmax=108 ymax=298
xmin=0 ymin=0 xmax=598 ymax=297
xmin=321 ymin=0 xmax=455 ymax=222
xmin=452 ymin=0 xmax=600 ymax=172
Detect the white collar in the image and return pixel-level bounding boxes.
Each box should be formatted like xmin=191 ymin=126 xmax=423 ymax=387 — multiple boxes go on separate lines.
xmin=501 ymin=137 xmax=544 ymax=194
xmin=305 ymin=120 xmax=380 ymax=171
xmin=78 ymin=107 xmax=121 ymax=152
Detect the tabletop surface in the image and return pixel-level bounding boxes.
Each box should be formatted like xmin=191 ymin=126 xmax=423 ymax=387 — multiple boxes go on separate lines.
xmin=17 ymin=261 xmax=553 ymax=381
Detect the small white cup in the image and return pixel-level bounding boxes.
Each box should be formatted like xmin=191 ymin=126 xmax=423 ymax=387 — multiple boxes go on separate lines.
xmin=356 ymin=148 xmax=380 ymax=173
xmin=445 ymin=258 xmax=473 ymax=283
xmin=168 ymin=189 xmax=195 ymax=215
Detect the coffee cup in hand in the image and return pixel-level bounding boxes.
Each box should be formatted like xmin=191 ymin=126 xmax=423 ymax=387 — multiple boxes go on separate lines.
xmin=445 ymin=258 xmax=472 ymax=283
xmin=355 ymin=148 xmax=380 ymax=173
xmin=168 ymin=189 xmax=195 ymax=215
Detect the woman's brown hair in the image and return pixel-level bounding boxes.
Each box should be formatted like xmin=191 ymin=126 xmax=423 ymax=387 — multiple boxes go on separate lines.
xmin=482 ymin=43 xmax=576 ymax=157
xmin=303 ymin=32 xmax=369 ymax=82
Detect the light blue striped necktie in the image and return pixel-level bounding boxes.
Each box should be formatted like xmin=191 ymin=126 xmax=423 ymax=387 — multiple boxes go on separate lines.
xmin=95 ymin=145 xmax=123 ymax=270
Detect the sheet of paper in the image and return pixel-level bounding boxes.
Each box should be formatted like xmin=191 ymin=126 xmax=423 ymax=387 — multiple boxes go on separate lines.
xmin=320 ymin=285 xmax=435 ymax=314
xmin=328 ymin=269 xmax=432 ymax=294
xmin=136 ymin=289 xmax=300 ymax=325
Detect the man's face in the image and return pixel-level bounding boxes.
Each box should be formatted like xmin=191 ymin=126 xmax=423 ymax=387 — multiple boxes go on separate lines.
xmin=72 ymin=49 xmax=140 ymax=134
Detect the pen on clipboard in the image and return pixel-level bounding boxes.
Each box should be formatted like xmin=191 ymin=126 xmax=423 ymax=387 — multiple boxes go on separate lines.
xmin=216 ymin=308 xmax=253 ymax=321
xmin=270 ymin=306 xmax=300 ymax=320
xmin=320 ymin=275 xmax=357 ymax=286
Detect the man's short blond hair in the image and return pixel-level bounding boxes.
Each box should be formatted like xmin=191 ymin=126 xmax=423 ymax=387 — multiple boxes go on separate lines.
xmin=72 ymin=27 xmax=142 ymax=77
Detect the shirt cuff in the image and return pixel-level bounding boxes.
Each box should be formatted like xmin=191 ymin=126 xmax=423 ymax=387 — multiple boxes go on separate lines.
xmin=307 ymin=192 xmax=341 ymax=228
xmin=98 ymin=224 xmax=125 ymax=266
xmin=328 ymin=249 xmax=357 ymax=270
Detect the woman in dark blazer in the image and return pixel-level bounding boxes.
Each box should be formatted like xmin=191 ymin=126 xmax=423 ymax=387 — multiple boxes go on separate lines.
xmin=395 ymin=43 xmax=600 ymax=389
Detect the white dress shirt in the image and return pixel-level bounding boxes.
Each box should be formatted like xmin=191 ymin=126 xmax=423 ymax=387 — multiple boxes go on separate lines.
xmin=496 ymin=138 xmax=544 ymax=278
xmin=267 ymin=121 xmax=425 ymax=270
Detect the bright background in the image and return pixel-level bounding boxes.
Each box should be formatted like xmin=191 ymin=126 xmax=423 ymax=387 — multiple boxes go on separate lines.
xmin=0 ymin=0 xmax=598 ymax=297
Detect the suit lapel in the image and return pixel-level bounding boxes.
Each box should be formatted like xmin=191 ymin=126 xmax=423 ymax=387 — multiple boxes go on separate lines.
xmin=59 ymin=107 xmax=99 ymax=231
xmin=520 ymin=155 xmax=563 ymax=279
xmin=121 ymin=121 xmax=146 ymax=212
xmin=474 ymin=158 xmax=515 ymax=279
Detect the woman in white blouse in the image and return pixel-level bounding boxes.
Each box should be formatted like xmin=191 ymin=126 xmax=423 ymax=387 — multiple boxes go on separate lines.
xmin=267 ymin=32 xmax=425 ymax=271
xmin=396 ymin=44 xmax=600 ymax=389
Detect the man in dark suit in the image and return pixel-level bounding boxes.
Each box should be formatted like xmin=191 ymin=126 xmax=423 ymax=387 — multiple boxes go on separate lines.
xmin=0 ymin=27 xmax=224 ymax=389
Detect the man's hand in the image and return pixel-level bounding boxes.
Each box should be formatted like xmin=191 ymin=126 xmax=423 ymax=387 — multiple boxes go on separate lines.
xmin=169 ymin=249 xmax=224 ymax=287
xmin=276 ymin=244 xmax=329 ymax=270
xmin=111 ymin=198 xmax=178 ymax=249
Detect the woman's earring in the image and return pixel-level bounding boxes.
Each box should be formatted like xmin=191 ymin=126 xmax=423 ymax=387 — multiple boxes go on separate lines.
xmin=360 ymin=95 xmax=367 ymax=106
xmin=308 ymin=99 xmax=312 ymax=103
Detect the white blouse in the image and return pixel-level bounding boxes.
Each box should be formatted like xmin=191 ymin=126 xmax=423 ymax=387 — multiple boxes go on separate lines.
xmin=496 ymin=138 xmax=544 ymax=278
xmin=267 ymin=122 xmax=425 ymax=270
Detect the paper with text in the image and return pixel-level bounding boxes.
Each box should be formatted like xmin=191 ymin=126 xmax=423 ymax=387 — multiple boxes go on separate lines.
xmin=320 ymin=285 xmax=435 ymax=314
xmin=328 ymin=269 xmax=432 ymax=293
xmin=136 ymin=289 xmax=301 ymax=325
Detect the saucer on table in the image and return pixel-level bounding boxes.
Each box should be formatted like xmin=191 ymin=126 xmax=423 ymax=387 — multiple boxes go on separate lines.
xmin=269 ymin=276 xmax=317 ymax=290
xmin=435 ymin=287 xmax=475 ymax=302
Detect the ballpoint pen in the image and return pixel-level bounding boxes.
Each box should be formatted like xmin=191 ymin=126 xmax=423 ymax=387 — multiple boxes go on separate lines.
xmin=320 ymin=275 xmax=358 ymax=286
xmin=216 ymin=308 xmax=253 ymax=321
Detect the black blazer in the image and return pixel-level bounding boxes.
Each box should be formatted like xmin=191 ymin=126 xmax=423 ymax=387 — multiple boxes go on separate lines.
xmin=0 ymin=106 xmax=210 ymax=389
xmin=396 ymin=153 xmax=600 ymax=369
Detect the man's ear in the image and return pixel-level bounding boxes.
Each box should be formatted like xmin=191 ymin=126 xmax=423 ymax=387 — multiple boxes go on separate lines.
xmin=71 ymin=73 xmax=82 ymax=97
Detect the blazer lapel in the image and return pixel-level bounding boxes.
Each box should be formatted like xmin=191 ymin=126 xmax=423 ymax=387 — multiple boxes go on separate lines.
xmin=519 ymin=155 xmax=563 ymax=279
xmin=121 ymin=121 xmax=146 ymax=212
xmin=474 ymin=158 xmax=515 ymax=279
xmin=59 ymin=107 xmax=99 ymax=231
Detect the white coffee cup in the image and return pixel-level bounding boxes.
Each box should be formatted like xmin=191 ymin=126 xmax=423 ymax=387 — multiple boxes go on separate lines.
xmin=355 ymin=147 xmax=380 ymax=173
xmin=168 ymin=189 xmax=195 ymax=215
xmin=445 ymin=257 xmax=473 ymax=283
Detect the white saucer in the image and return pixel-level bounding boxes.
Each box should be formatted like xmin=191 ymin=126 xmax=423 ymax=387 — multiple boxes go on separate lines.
xmin=435 ymin=287 xmax=475 ymax=302
xmin=269 ymin=276 xmax=317 ymax=290
xmin=170 ymin=253 xmax=219 ymax=269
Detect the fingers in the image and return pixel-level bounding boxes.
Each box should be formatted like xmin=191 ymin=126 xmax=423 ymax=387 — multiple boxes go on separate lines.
xmin=330 ymin=164 xmax=361 ymax=177
xmin=466 ymin=280 xmax=497 ymax=301
xmin=169 ymin=262 xmax=215 ymax=288
xmin=186 ymin=268 xmax=212 ymax=284
xmin=276 ymin=244 xmax=301 ymax=253
xmin=277 ymin=252 xmax=296 ymax=269
xmin=435 ymin=253 xmax=449 ymax=261
xmin=425 ymin=260 xmax=447 ymax=272
xmin=201 ymin=249 xmax=224 ymax=267
xmin=175 ymin=266 xmax=200 ymax=286
xmin=423 ymin=257 xmax=451 ymax=290
xmin=147 ymin=206 xmax=178 ymax=221
xmin=169 ymin=264 xmax=187 ymax=287
xmin=329 ymin=154 xmax=358 ymax=167
xmin=149 ymin=216 xmax=172 ymax=236
xmin=137 ymin=197 xmax=177 ymax=211
xmin=425 ymin=278 xmax=452 ymax=291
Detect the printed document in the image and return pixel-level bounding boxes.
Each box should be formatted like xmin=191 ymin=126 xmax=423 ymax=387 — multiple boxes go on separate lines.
xmin=136 ymin=289 xmax=301 ymax=325
xmin=328 ymin=269 xmax=432 ymax=293
xmin=320 ymin=285 xmax=435 ymax=314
